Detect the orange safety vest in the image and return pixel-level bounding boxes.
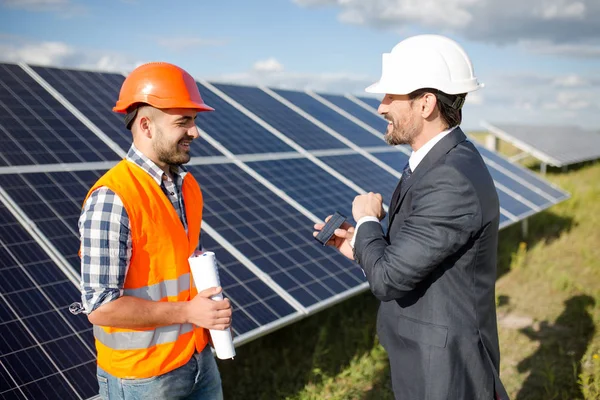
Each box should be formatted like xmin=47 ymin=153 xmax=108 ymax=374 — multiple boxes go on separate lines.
xmin=81 ymin=159 xmax=209 ymax=378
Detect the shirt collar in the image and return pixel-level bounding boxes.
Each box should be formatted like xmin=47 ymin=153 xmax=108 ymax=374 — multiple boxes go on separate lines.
xmin=126 ymin=144 xmax=188 ymax=185
xmin=408 ymin=126 xmax=458 ymax=172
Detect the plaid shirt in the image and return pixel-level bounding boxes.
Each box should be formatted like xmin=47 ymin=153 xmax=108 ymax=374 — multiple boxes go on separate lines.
xmin=78 ymin=145 xmax=197 ymax=314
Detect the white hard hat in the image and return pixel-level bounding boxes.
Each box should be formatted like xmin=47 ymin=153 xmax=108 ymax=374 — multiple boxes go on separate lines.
xmin=366 ymin=34 xmax=483 ymax=95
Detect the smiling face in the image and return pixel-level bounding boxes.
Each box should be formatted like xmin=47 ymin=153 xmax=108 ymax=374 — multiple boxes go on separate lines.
xmin=378 ymin=94 xmax=423 ymax=147
xmin=151 ymin=108 xmax=199 ymax=166
xmin=133 ymin=106 xmax=200 ymax=170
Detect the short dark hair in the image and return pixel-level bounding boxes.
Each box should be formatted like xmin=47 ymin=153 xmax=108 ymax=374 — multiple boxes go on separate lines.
xmin=408 ymin=88 xmax=466 ymax=129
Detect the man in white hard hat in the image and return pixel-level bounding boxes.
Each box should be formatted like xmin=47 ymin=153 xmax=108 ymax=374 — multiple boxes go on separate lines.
xmin=314 ymin=35 xmax=509 ymax=399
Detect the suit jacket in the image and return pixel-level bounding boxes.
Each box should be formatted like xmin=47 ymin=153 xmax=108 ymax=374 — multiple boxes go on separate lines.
xmin=354 ymin=128 xmax=509 ymax=400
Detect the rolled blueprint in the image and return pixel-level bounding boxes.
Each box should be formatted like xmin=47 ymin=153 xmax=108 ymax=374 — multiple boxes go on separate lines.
xmin=188 ymin=251 xmax=236 ymax=360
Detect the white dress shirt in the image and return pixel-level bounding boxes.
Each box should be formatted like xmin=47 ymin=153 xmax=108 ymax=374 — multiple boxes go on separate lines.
xmin=350 ymin=126 xmax=458 ymax=248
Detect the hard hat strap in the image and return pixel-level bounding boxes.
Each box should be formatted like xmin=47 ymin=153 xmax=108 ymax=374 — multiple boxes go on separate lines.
xmin=435 ymin=91 xmax=466 ymax=110
xmin=124 ymin=107 xmax=139 ymax=130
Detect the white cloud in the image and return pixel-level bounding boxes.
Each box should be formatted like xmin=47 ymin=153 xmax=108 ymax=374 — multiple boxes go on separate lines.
xmin=0 ymin=36 xmax=144 ymax=73
xmin=293 ymin=0 xmax=600 ymax=49
xmin=253 ymin=58 xmax=284 ymax=73
xmin=521 ymin=40 xmax=600 ymax=58
xmin=155 ymin=37 xmax=228 ymax=52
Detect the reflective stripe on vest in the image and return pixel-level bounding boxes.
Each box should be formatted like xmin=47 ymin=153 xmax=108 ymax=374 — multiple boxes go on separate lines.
xmin=124 ymin=273 xmax=192 ymax=301
xmin=94 ymin=323 xmax=195 ymax=350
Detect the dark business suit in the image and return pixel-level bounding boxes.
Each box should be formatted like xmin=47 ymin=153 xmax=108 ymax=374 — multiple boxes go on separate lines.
xmin=354 ymin=128 xmax=509 ymax=400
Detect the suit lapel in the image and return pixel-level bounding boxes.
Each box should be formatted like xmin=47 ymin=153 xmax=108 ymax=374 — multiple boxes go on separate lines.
xmin=388 ymin=128 xmax=468 ymax=226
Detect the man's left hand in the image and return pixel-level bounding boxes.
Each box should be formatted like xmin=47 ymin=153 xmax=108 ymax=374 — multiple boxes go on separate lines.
xmin=352 ymin=192 xmax=386 ymax=221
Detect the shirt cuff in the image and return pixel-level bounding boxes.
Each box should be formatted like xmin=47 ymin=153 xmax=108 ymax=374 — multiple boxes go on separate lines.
xmin=350 ymin=216 xmax=381 ymax=248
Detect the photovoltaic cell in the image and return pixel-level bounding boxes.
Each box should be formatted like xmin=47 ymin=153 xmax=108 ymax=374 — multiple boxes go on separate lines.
xmin=211 ymin=83 xmax=349 ymax=150
xmin=0 ymin=63 xmax=119 ymax=166
xmin=196 ymin=83 xmax=295 ymax=154
xmin=369 ymin=151 xmax=410 ymax=174
xmin=271 ymin=89 xmax=383 ymax=147
xmin=188 ymin=163 xmax=366 ymax=308
xmin=200 ymin=234 xmax=298 ymax=337
xmin=355 ymin=96 xmax=382 ymax=111
xmin=247 ymin=158 xmax=360 ymax=224
xmin=0 ymin=203 xmax=96 ymax=400
xmin=486 ymin=123 xmax=600 ymax=167
xmin=31 ymin=66 xmax=221 ymax=157
xmin=318 ymin=154 xmax=400 ymax=205
xmin=474 ymin=143 xmax=568 ymax=202
xmin=318 ymin=93 xmax=387 ymax=133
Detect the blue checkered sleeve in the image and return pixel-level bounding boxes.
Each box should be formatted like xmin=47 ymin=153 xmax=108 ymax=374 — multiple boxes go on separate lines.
xmin=78 ymin=187 xmax=132 ymax=314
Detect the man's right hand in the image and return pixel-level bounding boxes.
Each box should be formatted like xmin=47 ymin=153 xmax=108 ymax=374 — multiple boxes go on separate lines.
xmin=186 ymin=287 xmax=232 ymax=330
xmin=313 ymin=215 xmax=356 ymax=260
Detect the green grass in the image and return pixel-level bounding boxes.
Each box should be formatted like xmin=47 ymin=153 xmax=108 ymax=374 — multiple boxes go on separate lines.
xmin=217 ymin=138 xmax=600 ymax=400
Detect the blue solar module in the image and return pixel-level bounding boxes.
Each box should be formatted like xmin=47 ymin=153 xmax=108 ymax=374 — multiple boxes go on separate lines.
xmin=188 ymin=163 xmax=366 ymax=308
xmin=271 ymin=89 xmax=384 ymax=147
xmin=211 ymin=83 xmax=349 ymax=150
xmin=0 ymin=171 xmax=101 ymax=272
xmin=495 ymin=188 xmax=534 ymax=219
xmin=0 ymin=203 xmax=96 ymax=400
xmin=200 ymin=234 xmax=298 ymax=337
xmin=31 ymin=66 xmax=221 ymax=157
xmin=474 ymin=143 xmax=569 ymax=202
xmin=318 ymin=154 xmax=399 ymax=205
xmin=0 ymin=63 xmax=120 ymax=166
xmin=355 ymin=95 xmax=382 ymax=111
xmin=247 ymin=158 xmax=361 ymax=224
xmin=369 ymin=150 xmax=410 ymax=174
xmin=196 ymin=83 xmax=295 ymax=154
xmin=317 ymin=93 xmax=387 ymax=133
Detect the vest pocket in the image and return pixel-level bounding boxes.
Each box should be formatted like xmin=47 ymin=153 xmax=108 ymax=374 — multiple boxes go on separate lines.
xmin=397 ymin=314 xmax=448 ymax=348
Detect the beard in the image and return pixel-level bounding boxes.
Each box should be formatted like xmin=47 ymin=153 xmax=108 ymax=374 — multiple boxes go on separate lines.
xmin=384 ymin=113 xmax=421 ymax=146
xmin=153 ymin=128 xmax=193 ymax=166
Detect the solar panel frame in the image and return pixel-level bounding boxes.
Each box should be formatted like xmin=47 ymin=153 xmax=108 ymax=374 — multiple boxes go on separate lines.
xmin=483 ymin=121 xmax=600 ymax=167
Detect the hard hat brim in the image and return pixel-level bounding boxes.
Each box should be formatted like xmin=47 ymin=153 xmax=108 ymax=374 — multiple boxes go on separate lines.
xmin=113 ymin=97 xmax=214 ymax=114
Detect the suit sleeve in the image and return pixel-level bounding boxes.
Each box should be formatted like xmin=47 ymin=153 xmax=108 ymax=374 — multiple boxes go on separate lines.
xmin=354 ymin=165 xmax=481 ymax=302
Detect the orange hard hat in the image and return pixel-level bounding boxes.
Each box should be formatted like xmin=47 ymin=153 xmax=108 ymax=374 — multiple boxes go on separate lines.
xmin=113 ymin=62 xmax=214 ymax=114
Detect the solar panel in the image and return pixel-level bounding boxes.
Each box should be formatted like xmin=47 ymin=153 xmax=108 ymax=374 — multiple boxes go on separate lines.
xmin=0 ymin=203 xmax=96 ymax=400
xmin=271 ymin=89 xmax=384 ymax=147
xmin=353 ymin=95 xmax=382 ymax=111
xmin=317 ymin=93 xmax=387 ymax=132
xmin=318 ymin=154 xmax=400 ymax=204
xmin=0 ymin=64 xmax=120 ymax=166
xmin=196 ymin=83 xmax=295 ymax=154
xmin=0 ymin=62 xmax=572 ymax=399
xmin=188 ymin=163 xmax=366 ymax=309
xmin=211 ymin=83 xmax=349 ymax=150
xmin=483 ymin=122 xmax=600 ymax=167
xmin=247 ymin=158 xmax=361 ymax=222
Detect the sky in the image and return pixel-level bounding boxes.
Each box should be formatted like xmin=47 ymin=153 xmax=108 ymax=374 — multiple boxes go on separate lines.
xmin=1 ymin=0 xmax=599 ymax=131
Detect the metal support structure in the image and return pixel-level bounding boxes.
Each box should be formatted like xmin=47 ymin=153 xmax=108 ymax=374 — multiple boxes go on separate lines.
xmin=540 ymin=163 xmax=547 ymax=175
xmin=521 ymin=218 xmax=529 ymax=239
xmin=485 ymin=134 xmax=498 ymax=151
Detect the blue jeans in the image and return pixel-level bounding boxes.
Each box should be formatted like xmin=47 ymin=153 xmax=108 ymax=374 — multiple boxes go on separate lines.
xmin=96 ymin=346 xmax=223 ymax=400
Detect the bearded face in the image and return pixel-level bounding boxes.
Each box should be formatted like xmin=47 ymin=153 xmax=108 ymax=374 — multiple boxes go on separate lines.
xmin=383 ymin=98 xmax=423 ymax=146
xmin=152 ymin=126 xmax=194 ymax=166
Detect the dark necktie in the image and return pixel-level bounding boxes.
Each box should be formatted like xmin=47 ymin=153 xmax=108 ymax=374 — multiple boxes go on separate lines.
xmin=390 ymin=161 xmax=412 ymax=212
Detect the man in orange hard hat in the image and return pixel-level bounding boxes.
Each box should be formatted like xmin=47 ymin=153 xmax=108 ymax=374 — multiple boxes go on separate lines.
xmin=77 ymin=62 xmax=230 ymax=399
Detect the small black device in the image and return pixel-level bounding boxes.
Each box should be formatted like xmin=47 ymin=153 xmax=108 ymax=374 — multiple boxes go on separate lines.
xmin=314 ymin=211 xmax=346 ymax=246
